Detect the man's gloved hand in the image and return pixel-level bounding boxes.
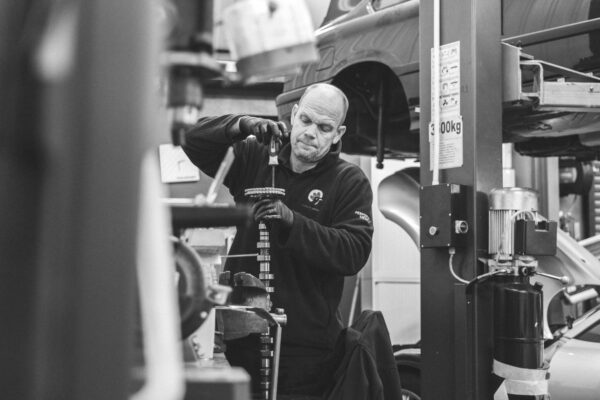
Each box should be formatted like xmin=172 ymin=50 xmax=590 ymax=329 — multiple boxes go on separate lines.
xmin=252 ymin=199 xmax=294 ymax=228
xmin=239 ymin=116 xmax=288 ymax=144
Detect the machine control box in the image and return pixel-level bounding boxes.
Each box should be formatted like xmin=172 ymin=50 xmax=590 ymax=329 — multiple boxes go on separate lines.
xmin=514 ymin=219 xmax=557 ymax=256
xmin=420 ymin=184 xmax=469 ymax=248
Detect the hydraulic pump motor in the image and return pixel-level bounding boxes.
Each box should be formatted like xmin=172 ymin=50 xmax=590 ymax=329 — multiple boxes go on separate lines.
xmin=488 ymin=187 xmax=539 ymax=261
xmin=487 ymin=187 xmax=559 ymax=400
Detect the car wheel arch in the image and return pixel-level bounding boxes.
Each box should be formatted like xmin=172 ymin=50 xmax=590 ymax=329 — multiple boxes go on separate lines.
xmin=396 ymin=355 xmax=422 ymax=397
xmin=328 ymin=61 xmax=417 ymax=157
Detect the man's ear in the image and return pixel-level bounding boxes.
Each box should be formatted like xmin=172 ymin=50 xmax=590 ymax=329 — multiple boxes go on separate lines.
xmin=333 ymin=125 xmax=346 ymax=144
xmin=290 ymin=104 xmax=298 ymax=124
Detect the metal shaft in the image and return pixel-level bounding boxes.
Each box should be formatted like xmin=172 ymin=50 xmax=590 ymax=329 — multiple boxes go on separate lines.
xmin=257 ymin=222 xmax=275 ymax=301
xmin=245 ymin=180 xmax=284 ymax=400
xmin=270 ymin=320 xmax=282 ymax=400
xmin=257 ymin=221 xmax=274 ymax=400
xmin=271 ymin=166 xmax=276 ymax=188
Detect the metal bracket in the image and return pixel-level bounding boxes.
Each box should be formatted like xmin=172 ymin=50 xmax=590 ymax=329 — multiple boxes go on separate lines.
xmin=503 ymin=43 xmax=600 ymax=112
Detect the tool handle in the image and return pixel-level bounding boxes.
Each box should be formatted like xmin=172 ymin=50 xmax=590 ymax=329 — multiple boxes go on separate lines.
xmin=207 ymin=146 xmax=235 ymax=203
xmin=268 ymin=134 xmax=281 ymax=166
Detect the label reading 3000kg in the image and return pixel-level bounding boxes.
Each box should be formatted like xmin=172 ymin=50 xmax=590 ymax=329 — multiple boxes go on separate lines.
xmin=429 ymin=115 xmax=463 ymax=170
xmin=430 ymin=40 xmax=463 ymax=170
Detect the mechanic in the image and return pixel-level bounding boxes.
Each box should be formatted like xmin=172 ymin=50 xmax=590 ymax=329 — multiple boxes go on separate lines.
xmin=182 ymin=83 xmax=374 ymax=398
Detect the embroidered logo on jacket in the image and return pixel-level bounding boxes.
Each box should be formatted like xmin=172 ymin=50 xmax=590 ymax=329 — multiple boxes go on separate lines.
xmin=307 ymin=189 xmax=324 ymax=206
xmin=355 ymin=211 xmax=372 ymax=224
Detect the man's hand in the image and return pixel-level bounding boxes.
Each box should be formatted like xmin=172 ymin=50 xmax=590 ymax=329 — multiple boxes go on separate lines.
xmin=239 ymin=116 xmax=288 ymax=144
xmin=252 ymin=199 xmax=294 ymax=227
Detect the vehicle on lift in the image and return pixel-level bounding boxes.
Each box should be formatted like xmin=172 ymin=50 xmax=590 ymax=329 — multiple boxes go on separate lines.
xmin=277 ymin=0 xmax=600 ymax=163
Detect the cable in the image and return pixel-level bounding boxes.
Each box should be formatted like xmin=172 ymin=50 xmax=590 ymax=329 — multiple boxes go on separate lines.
xmin=511 ymin=210 xmax=535 ymax=222
xmin=449 ymin=248 xmax=512 ymax=286
xmin=473 ymin=269 xmax=511 ymax=282
xmin=448 ymin=247 xmax=469 ymax=284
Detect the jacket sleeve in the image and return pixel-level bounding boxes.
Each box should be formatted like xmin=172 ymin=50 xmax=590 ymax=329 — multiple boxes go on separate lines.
xmin=279 ymin=167 xmax=374 ymax=276
xmin=182 ymin=114 xmax=262 ymax=195
xmin=181 ymin=114 xmax=244 ymax=178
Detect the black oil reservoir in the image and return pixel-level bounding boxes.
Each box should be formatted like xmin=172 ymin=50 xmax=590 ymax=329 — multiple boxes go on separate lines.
xmin=493 ymin=275 xmax=544 ymax=369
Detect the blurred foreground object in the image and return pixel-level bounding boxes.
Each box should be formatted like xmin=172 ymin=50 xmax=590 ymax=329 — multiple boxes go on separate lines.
xmin=222 ymin=0 xmax=318 ymax=82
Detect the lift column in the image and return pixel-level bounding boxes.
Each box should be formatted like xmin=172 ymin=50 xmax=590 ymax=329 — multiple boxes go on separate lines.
xmin=419 ymin=0 xmax=503 ymax=399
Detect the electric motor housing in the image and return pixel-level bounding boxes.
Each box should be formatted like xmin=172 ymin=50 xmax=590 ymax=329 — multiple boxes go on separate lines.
xmin=488 ymin=187 xmax=538 ymax=260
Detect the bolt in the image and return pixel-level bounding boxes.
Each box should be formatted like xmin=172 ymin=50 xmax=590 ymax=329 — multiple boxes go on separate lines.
xmin=428 ymin=226 xmax=439 ymax=236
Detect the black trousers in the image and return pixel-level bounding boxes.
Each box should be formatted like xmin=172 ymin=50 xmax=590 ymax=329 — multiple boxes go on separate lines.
xmin=225 ymin=335 xmax=332 ymax=397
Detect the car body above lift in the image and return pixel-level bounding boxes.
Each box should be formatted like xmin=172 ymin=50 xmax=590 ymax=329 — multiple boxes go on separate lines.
xmin=277 ymin=0 xmax=600 ymax=162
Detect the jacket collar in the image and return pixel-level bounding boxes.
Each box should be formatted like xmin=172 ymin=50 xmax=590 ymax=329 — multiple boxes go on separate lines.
xmin=279 ymin=140 xmax=341 ymax=174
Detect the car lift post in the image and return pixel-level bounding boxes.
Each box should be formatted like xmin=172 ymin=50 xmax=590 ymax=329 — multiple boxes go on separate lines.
xmin=419 ymin=0 xmax=503 ymax=399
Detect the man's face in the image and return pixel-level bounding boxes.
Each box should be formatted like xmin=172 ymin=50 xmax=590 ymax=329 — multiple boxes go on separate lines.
xmin=289 ymin=91 xmax=346 ymax=166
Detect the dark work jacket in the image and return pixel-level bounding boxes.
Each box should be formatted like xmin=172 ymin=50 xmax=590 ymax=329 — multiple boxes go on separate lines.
xmin=325 ymin=310 xmax=403 ymax=400
xmin=183 ymin=115 xmax=374 ymax=389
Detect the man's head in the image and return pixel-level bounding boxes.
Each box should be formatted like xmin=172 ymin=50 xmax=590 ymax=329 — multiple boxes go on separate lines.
xmin=289 ymin=83 xmax=348 ymax=172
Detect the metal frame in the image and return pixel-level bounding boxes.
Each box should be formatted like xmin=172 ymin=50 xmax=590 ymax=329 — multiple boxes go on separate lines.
xmin=521 ymin=60 xmax=600 ymax=111
xmin=503 ymin=43 xmax=600 ymax=111
xmin=502 ymin=17 xmax=600 ymax=47
xmin=419 ymin=1 xmax=503 ymax=399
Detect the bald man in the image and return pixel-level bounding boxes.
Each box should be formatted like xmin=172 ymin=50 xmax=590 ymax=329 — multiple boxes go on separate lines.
xmin=183 ymin=83 xmax=373 ymax=398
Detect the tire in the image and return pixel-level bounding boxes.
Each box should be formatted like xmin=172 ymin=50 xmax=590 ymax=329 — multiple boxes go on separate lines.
xmin=172 ymin=238 xmax=210 ymax=339
xmin=401 ymin=388 xmax=421 ymax=400
xmin=398 ymin=367 xmax=421 ymax=399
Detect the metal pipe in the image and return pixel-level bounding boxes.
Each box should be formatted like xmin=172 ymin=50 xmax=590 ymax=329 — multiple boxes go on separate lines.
xmin=220 ymin=253 xmax=258 ymax=259
xmin=502 ymin=17 xmax=600 ymax=47
xmin=432 ymin=0 xmax=441 ymax=185
xmin=270 ymin=323 xmax=282 ymax=400
xmin=376 ymin=77 xmax=385 ymax=169
xmin=535 ymin=271 xmax=570 ymax=285
xmin=271 ymin=168 xmax=275 ymax=188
